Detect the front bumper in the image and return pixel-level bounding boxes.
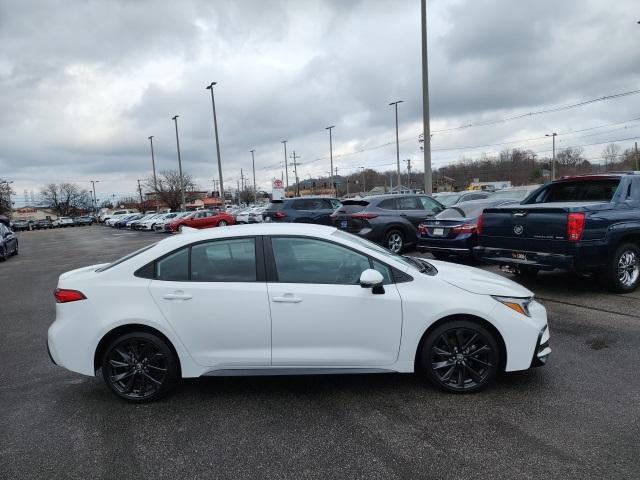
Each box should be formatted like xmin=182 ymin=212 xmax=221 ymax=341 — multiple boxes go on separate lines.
xmin=530 ymin=325 xmax=551 ymax=367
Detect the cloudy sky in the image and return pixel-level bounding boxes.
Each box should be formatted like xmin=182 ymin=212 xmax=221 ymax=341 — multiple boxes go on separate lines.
xmin=2 ymin=0 xmax=639 ymax=205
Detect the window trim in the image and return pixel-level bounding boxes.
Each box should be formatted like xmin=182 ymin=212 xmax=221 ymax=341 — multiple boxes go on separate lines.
xmin=136 ymin=235 xmax=265 ymax=282
xmin=264 ymin=235 xmax=397 ymax=285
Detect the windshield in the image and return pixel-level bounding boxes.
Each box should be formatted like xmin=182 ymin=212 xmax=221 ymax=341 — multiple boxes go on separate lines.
xmin=434 ymin=193 xmax=461 ymax=206
xmin=331 ymin=229 xmax=423 ymax=272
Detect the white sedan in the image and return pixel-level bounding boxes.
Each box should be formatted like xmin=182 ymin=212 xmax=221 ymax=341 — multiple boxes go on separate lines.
xmin=48 ymin=224 xmax=550 ymax=402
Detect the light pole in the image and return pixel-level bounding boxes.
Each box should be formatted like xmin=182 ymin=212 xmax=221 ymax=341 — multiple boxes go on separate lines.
xmin=206 ymin=82 xmax=225 ymax=200
xmin=358 ymin=167 xmax=366 ymax=194
xmin=90 ymin=180 xmax=100 ymax=213
xmin=281 ymin=140 xmax=289 ymax=195
xmin=421 ymin=0 xmax=433 ymax=194
xmin=546 ymin=133 xmax=557 ymax=180
xmin=148 ymin=136 xmax=158 ymax=191
xmin=390 ymin=100 xmax=403 ymax=190
xmin=325 ymin=126 xmax=335 ymax=197
xmin=250 ymin=149 xmax=256 ymax=202
xmin=172 ymin=115 xmax=186 ymax=209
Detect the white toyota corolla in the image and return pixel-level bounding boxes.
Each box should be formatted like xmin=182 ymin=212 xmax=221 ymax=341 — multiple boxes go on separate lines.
xmin=48 ymin=224 xmax=550 ymax=402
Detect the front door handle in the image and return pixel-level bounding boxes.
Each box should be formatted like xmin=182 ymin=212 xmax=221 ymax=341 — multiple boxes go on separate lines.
xmin=272 ymin=295 xmax=302 ymax=303
xmin=162 ymin=291 xmax=192 ymax=301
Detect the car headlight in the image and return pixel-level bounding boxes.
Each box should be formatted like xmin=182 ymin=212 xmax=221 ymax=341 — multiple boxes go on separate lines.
xmin=492 ymin=296 xmax=532 ymax=317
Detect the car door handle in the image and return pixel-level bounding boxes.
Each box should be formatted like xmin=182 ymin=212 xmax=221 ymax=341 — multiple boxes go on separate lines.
xmin=272 ymin=296 xmax=302 ymax=303
xmin=162 ymin=292 xmax=192 ymax=301
xmin=399 ymin=214 xmax=408 ymax=217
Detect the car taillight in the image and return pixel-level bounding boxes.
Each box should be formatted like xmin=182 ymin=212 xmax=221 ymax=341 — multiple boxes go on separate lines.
xmin=350 ymin=213 xmax=378 ymax=219
xmin=54 ymin=288 xmax=86 ymax=303
xmin=273 ymin=212 xmax=286 ymax=219
xmin=418 ymin=224 xmax=428 ymax=234
xmin=477 ymin=214 xmax=483 ymax=235
xmin=566 ymin=213 xmax=585 ymax=242
xmin=452 ymin=222 xmax=477 ymax=234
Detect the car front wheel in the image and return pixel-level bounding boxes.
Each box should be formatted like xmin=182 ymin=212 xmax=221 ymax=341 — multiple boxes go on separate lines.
xmin=101 ymin=332 xmax=178 ymax=402
xmin=218 ymin=220 xmax=227 ymax=226
xmin=420 ymin=320 xmax=499 ymax=393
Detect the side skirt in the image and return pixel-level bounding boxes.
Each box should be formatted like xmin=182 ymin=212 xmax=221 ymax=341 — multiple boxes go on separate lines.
xmin=202 ymin=367 xmax=396 ymax=377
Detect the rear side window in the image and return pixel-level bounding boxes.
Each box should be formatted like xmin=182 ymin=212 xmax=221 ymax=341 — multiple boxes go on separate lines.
xmin=535 ymin=179 xmax=620 ymax=203
xmin=377 ymin=198 xmax=397 ymax=210
xmin=397 ymin=197 xmax=421 ymax=210
xmin=156 ymin=248 xmax=189 ymax=281
xmin=191 ymin=239 xmax=256 ymax=282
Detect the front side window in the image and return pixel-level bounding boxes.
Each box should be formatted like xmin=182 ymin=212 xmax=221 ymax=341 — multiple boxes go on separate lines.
xmin=271 ymin=237 xmax=371 ymax=284
xmin=156 ymin=248 xmax=189 ymax=281
xmin=191 ymin=238 xmax=256 ymax=282
xmin=378 ymin=198 xmax=397 ymax=210
xmin=418 ymin=196 xmax=441 ymax=213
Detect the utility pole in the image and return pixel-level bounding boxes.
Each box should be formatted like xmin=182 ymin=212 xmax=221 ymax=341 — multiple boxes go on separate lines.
xmin=334 ymin=166 xmax=339 ymax=197
xmin=326 ymin=126 xmax=335 ymax=197
xmin=236 ymin=180 xmax=240 ymax=205
xmin=546 ymin=132 xmax=557 ymax=180
xmin=290 ymin=151 xmax=301 ymax=197
xmin=421 ymin=0 xmax=433 ymax=194
xmin=359 ymin=167 xmax=366 ymax=194
xmin=148 ymin=136 xmax=158 ymax=191
xmin=90 ymin=180 xmax=99 ymax=213
xmin=281 ymin=140 xmax=289 ymax=195
xmin=172 ymin=115 xmax=186 ymax=209
xmin=346 ymin=177 xmax=350 ymax=197
xmin=240 ymin=169 xmax=246 ymax=192
xmin=206 ymin=82 xmax=225 ymax=200
xmin=635 ymin=141 xmax=639 ymax=170
xmin=250 ymin=149 xmax=256 ymax=202
xmin=404 ymin=159 xmax=412 ymax=192
xmin=137 ymin=179 xmax=144 ymax=209
xmin=389 ymin=100 xmax=403 ymax=191
xmin=212 ymin=179 xmax=219 ymax=196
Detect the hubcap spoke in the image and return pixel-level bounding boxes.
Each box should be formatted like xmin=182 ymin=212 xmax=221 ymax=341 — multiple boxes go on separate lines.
xmin=142 ymin=372 xmax=162 ymax=385
xmin=433 ymin=346 xmax=451 ymax=356
xmin=432 ymin=360 xmax=455 ymax=370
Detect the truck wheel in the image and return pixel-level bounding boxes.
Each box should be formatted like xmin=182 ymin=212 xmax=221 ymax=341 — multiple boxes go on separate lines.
xmin=603 ymin=243 xmax=640 ymax=293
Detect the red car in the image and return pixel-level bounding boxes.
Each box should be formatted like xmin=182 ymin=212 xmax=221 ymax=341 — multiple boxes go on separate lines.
xmin=166 ymin=210 xmax=235 ymax=233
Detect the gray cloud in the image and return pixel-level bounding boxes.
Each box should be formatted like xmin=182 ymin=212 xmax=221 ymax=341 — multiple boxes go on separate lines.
xmin=1 ymin=0 xmax=639 ymax=204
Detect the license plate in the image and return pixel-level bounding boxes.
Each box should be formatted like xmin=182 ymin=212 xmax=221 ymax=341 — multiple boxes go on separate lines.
xmin=340 ymin=220 xmax=348 ymax=229
xmin=512 ymin=252 xmax=527 ymax=260
xmin=264 ymin=217 xmax=271 ymax=222
xmin=432 ymin=228 xmax=444 ymax=236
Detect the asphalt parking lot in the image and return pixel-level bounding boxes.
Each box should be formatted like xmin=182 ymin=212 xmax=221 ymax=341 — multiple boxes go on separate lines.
xmin=1 ymin=226 xmax=639 ymax=479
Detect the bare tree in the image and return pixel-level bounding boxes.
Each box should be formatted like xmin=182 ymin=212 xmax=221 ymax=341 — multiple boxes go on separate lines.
xmin=602 ymin=143 xmax=621 ymax=171
xmin=144 ymin=170 xmax=198 ymax=212
xmin=40 ymin=183 xmax=92 ymax=216
xmin=0 ymin=181 xmax=14 ymax=216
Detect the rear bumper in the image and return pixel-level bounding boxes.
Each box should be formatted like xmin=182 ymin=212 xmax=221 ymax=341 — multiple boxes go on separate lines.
xmin=417 ymin=236 xmax=475 ymax=255
xmin=473 ymin=246 xmax=574 ymax=270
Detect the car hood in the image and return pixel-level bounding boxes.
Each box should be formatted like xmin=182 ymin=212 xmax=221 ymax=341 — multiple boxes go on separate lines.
xmin=428 ymin=259 xmax=533 ymax=297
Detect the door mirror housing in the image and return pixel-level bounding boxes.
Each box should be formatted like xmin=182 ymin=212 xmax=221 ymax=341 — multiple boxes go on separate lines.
xmin=359 ymin=269 xmax=385 ymax=294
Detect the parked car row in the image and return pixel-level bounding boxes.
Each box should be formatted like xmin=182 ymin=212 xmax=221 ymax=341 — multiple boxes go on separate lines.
xmin=101 ymin=210 xmax=236 ymax=233
xmin=10 ymin=216 xmax=95 ymax=231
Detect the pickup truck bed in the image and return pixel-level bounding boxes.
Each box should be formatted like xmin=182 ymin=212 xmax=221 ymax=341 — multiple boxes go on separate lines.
xmin=474 ymin=174 xmax=640 ymax=292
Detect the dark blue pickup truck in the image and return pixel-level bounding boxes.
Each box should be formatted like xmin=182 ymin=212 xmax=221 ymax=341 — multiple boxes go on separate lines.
xmin=473 ymin=173 xmax=640 ymax=292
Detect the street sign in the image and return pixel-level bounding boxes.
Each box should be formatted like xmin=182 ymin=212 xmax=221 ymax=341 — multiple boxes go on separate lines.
xmin=272 ymin=178 xmax=285 ymax=200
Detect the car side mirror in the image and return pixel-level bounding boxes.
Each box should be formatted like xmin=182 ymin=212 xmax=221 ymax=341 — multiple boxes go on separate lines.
xmin=359 ymin=269 xmax=385 ymax=294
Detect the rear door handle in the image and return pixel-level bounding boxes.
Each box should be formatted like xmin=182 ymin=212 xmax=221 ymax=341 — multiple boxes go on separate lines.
xmin=272 ymin=296 xmax=302 ymax=303
xmin=162 ymin=292 xmax=192 ymax=301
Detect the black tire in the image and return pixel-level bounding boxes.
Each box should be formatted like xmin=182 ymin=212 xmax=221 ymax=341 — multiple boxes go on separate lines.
xmin=513 ymin=266 xmax=539 ymax=278
xmin=101 ymin=331 xmax=178 ymax=402
xmin=601 ymin=243 xmax=640 ymax=293
xmin=13 ymin=241 xmax=18 ymax=256
xmin=419 ymin=319 xmax=499 ymax=393
xmin=431 ymin=252 xmax=450 ymax=261
xmin=384 ymin=229 xmax=405 ymax=254
xmin=0 ymin=245 xmax=7 ymax=261
xmin=218 ymin=220 xmax=227 ymax=227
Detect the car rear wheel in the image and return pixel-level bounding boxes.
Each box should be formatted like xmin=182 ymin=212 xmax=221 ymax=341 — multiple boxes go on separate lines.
xmin=218 ymin=220 xmax=227 ymax=226
xmin=101 ymin=332 xmax=178 ymax=402
xmin=419 ymin=320 xmax=499 ymax=393
xmin=384 ymin=229 xmax=405 ymax=254
xmin=603 ymin=243 xmax=640 ymax=293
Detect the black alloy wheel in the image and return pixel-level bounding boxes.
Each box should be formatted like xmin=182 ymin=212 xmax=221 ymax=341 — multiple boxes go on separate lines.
xmin=421 ymin=320 xmax=499 ymax=393
xmin=603 ymin=243 xmax=640 ymax=293
xmin=102 ymin=332 xmax=178 ymax=402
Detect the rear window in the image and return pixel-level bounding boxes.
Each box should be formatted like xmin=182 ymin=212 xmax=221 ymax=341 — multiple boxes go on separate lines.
xmin=337 ymin=200 xmax=368 ymax=214
xmin=96 ymin=242 xmax=158 ymax=272
xmin=434 ymin=193 xmax=461 ymax=206
xmin=534 ymin=179 xmax=620 ymax=203
xmin=267 ymin=201 xmax=285 ymax=211
xmin=436 ymin=202 xmax=488 ymax=220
